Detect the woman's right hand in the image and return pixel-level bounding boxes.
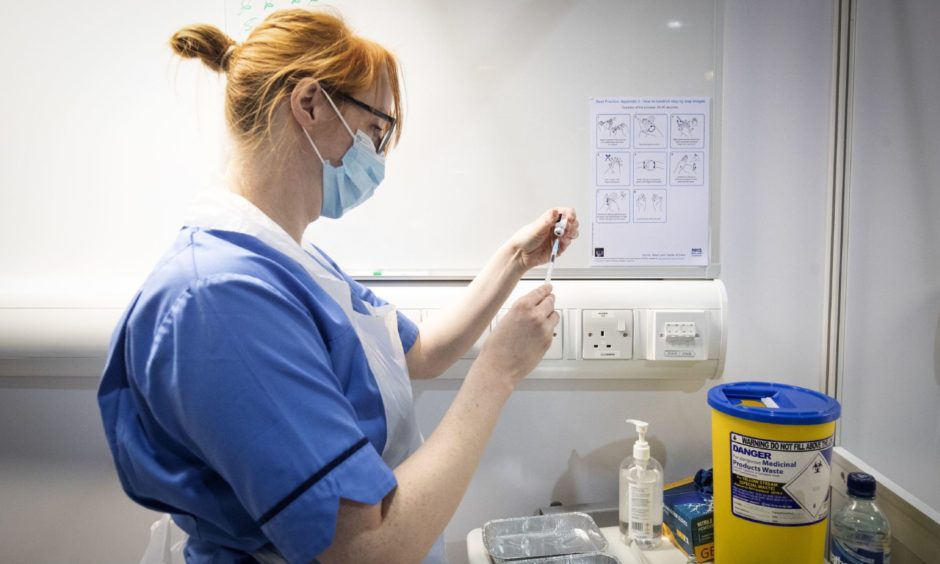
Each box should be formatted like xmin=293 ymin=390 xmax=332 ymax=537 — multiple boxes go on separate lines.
xmin=476 ymin=284 xmax=559 ymax=387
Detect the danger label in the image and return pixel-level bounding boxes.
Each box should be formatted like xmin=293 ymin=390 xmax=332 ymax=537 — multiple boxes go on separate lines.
xmin=729 ymin=432 xmax=833 ymax=525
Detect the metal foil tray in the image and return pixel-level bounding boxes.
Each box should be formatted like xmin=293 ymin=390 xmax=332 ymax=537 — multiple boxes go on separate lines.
xmin=507 ymin=554 xmax=621 ymax=564
xmin=482 ymin=512 xmax=609 ymax=562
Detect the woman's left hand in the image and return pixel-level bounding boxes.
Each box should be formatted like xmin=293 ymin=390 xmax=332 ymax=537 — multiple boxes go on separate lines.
xmin=509 ymin=208 xmax=579 ymax=271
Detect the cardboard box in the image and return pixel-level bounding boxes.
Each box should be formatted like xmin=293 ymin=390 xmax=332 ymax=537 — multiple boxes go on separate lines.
xmin=663 ymin=472 xmax=715 ymax=562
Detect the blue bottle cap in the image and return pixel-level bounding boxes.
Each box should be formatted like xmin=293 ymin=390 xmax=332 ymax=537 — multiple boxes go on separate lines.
xmin=847 ymin=472 xmax=877 ymax=499
xmin=707 ymin=381 xmax=841 ymax=425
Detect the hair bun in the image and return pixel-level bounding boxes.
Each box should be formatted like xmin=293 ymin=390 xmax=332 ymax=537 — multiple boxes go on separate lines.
xmin=170 ymin=24 xmax=236 ymax=73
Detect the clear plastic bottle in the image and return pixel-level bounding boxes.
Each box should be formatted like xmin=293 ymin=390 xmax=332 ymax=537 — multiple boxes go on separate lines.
xmin=830 ymin=472 xmax=892 ymax=564
xmin=619 ymin=419 xmax=663 ymax=549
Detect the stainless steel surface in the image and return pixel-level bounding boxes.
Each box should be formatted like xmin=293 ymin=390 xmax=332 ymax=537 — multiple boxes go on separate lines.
xmin=482 ymin=512 xmax=608 ymax=562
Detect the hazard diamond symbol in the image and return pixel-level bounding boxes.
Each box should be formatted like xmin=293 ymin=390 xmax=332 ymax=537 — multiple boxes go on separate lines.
xmin=783 ymin=452 xmax=831 ymax=519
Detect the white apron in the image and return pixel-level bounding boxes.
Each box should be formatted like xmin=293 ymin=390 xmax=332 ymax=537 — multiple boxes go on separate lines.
xmin=140 ymin=190 xmax=445 ymax=564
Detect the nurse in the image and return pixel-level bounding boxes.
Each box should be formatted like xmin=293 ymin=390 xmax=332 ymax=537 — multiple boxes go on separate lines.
xmin=98 ymin=8 xmax=579 ymax=564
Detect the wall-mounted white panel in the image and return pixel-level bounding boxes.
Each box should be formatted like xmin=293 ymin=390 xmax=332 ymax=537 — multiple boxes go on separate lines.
xmin=371 ymin=279 xmax=726 ymax=379
xmin=0 ymin=280 xmax=725 ymax=380
xmin=839 ymin=0 xmax=940 ymax=515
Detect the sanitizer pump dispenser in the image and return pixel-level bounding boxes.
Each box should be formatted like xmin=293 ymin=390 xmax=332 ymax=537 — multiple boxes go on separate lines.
xmin=619 ymin=419 xmax=664 ymax=548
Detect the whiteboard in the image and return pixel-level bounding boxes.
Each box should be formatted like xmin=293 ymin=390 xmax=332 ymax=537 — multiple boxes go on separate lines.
xmin=300 ymin=0 xmax=723 ymax=278
xmin=0 ymin=0 xmax=722 ymax=306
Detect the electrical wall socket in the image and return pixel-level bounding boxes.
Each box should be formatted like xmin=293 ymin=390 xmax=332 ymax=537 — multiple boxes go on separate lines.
xmin=581 ymin=309 xmax=633 ymax=359
xmin=496 ymin=308 xmax=564 ymax=359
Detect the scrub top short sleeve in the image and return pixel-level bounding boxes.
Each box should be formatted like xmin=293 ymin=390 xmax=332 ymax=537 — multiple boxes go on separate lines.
xmin=142 ymin=272 xmax=396 ymax=562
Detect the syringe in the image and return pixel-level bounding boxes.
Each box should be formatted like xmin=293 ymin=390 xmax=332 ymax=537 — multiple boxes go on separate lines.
xmin=545 ymin=214 xmax=567 ymax=284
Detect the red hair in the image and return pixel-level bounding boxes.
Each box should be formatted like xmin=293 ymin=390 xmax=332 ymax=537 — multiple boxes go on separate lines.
xmin=170 ymin=9 xmax=402 ymax=150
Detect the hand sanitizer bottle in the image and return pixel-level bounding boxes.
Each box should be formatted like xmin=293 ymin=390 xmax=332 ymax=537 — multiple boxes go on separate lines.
xmin=619 ymin=419 xmax=664 ymax=548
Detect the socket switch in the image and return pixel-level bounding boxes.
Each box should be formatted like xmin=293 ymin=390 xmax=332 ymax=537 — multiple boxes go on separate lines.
xmin=581 ymin=309 xmax=633 ymax=359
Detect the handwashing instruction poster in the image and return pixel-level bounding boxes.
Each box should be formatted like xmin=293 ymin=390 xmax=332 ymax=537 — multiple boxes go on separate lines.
xmin=589 ymin=97 xmax=710 ymax=267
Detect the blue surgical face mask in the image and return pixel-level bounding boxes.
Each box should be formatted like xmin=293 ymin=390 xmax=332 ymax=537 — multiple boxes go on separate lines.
xmin=302 ymin=90 xmax=386 ymax=219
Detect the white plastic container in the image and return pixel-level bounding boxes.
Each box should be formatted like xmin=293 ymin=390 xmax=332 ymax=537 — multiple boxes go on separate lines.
xmin=619 ymin=419 xmax=664 ymax=549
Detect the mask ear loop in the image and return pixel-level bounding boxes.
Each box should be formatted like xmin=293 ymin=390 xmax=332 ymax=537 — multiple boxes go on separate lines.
xmin=301 ymin=127 xmax=326 ymax=164
xmin=302 ymin=86 xmax=358 ymax=164
xmin=320 ymin=88 xmax=356 ymax=140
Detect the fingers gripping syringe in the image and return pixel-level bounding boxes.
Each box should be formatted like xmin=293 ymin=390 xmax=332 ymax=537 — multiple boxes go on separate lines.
xmin=545 ymin=214 xmax=567 ymax=283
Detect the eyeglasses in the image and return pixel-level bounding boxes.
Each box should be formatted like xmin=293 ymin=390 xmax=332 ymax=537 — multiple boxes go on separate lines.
xmin=333 ymin=92 xmax=397 ymax=154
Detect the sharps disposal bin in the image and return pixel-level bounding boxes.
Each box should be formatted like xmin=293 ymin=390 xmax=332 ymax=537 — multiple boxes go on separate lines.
xmin=707 ymin=382 xmax=840 ymax=563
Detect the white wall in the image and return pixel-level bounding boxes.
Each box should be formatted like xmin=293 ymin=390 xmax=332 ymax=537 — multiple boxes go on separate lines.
xmin=0 ymin=385 xmax=160 ymax=563
xmin=0 ymin=0 xmax=225 ymax=297
xmin=839 ymin=0 xmax=940 ymax=513
xmin=0 ymin=1 xmax=838 ymax=562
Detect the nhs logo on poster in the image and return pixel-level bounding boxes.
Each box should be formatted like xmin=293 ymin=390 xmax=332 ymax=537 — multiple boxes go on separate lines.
xmin=691 ymin=248 xmax=703 ymax=257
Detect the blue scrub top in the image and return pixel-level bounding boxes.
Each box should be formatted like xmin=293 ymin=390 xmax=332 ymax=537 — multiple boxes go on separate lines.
xmin=98 ymin=227 xmax=419 ymax=563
